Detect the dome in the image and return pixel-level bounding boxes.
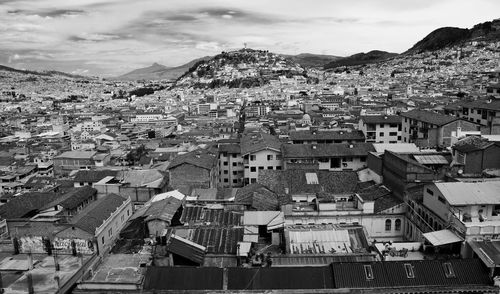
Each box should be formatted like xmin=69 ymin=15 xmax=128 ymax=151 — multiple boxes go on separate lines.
xmin=302 ymin=113 xmax=311 ymax=121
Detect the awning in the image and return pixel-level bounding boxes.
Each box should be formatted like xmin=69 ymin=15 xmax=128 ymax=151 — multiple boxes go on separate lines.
xmin=469 ymin=240 xmax=500 ymax=268
xmin=423 ymin=229 xmax=463 ymax=246
xmin=237 ymin=242 xmax=252 ymax=257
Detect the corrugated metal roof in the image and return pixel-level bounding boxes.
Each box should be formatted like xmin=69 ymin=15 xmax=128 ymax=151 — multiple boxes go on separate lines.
xmin=413 ymin=154 xmax=449 ymax=165
xmin=166 ymin=234 xmax=206 ymax=264
xmin=180 ymin=206 xmax=242 ymax=226
xmin=143 ymin=266 xmax=223 ymax=290
xmin=423 ymin=229 xmax=463 ymax=246
xmin=434 ymin=182 xmax=500 ymax=205
xmin=469 ymin=240 xmax=500 ymax=267
xmin=243 ymin=211 xmax=284 ymax=226
xmin=228 ymin=266 xmax=334 ymax=290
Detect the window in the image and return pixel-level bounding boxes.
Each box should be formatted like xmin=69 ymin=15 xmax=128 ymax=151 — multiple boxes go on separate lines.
xmin=380 ymin=124 xmax=385 ymax=128
xmin=330 ymin=158 xmax=341 ymax=168
xmin=443 ymin=262 xmax=456 ymax=278
xmin=250 ymin=178 xmax=257 ymax=183
xmin=385 ymin=219 xmax=392 ymax=231
xmin=364 ymin=265 xmax=374 ymax=280
xmin=397 ymin=136 xmax=401 ymax=141
xmin=233 ymin=171 xmax=238 ymax=175
xmin=267 ymin=155 xmax=273 ymax=160
xmin=223 ymin=161 xmax=228 ymax=166
xmin=233 ymin=179 xmax=238 ymax=183
xmin=267 ymin=166 xmax=273 ymax=170
xmin=404 ymin=264 xmax=415 ymax=278
xmin=127 ymin=209 xmax=129 ymax=216
xmin=389 ymin=132 xmax=397 ymax=136
xmin=438 ymin=196 xmax=446 ymax=204
xmin=232 ymin=154 xmax=237 ymax=158
xmin=395 ymin=219 xmax=402 ymax=231
xmin=250 ymin=167 xmax=256 ymax=172
xmin=379 ymin=132 xmax=384 ymax=137
xmin=398 ymin=125 xmax=402 ymax=131
xmin=250 ymin=155 xmax=256 ymax=161
xmin=224 ymin=170 xmax=228 ymax=174
xmin=108 ymin=228 xmax=113 ymax=237
xmin=276 ymin=166 xmax=282 ymax=170
xmin=224 ymin=178 xmax=228 ymax=182
xmin=258 ymin=166 xmax=264 ymax=170
xmin=102 ymin=236 xmax=105 ymax=244
xmin=232 ymin=162 xmax=237 ymax=166
xmin=276 ymin=154 xmax=282 ymax=160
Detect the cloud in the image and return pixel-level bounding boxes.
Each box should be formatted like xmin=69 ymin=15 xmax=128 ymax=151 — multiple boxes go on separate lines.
xmin=7 ymin=9 xmax=85 ymax=18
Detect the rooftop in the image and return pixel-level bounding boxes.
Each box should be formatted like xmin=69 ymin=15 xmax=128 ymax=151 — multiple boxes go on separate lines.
xmin=400 ymin=109 xmax=458 ymax=126
xmin=282 ymin=143 xmax=374 ymax=158
xmin=433 ymin=181 xmax=500 ymax=206
xmin=360 ymin=115 xmax=402 ymax=125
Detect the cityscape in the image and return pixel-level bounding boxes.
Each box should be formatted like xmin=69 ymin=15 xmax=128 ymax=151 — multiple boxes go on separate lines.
xmin=1 ymin=0 xmax=500 ymax=293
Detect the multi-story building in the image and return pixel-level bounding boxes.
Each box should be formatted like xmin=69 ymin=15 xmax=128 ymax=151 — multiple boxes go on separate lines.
xmin=218 ymin=143 xmax=243 ymax=187
xmin=282 ymin=143 xmax=374 ymax=171
xmin=289 ymin=130 xmax=365 ymax=144
xmin=358 ymin=115 xmax=402 ymax=143
xmin=53 ymin=151 xmax=97 ymax=177
xmin=400 ymin=109 xmax=479 ymax=148
xmin=457 ymin=99 xmax=500 ymax=135
xmin=241 ymin=133 xmax=283 ymax=185
xmin=131 ymin=112 xmax=164 ymax=123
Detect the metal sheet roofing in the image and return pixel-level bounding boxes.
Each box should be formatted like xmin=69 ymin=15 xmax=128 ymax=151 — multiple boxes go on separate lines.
xmin=469 ymin=240 xmax=500 ymax=268
xmin=434 ymin=181 xmax=500 ymax=205
xmin=423 ymin=229 xmax=463 ymax=246
xmin=143 ymin=266 xmax=223 ymax=290
xmin=413 ymin=154 xmax=449 ymax=165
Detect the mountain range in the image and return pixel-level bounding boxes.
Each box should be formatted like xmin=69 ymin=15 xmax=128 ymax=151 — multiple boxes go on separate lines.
xmin=2 ymin=18 xmax=499 ymax=82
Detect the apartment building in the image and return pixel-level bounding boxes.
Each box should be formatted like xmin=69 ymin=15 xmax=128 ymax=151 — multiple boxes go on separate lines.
xmin=358 ymin=115 xmax=402 ymax=143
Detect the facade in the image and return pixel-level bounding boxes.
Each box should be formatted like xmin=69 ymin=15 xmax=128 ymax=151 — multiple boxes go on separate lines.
xmin=218 ymin=143 xmax=243 ymax=188
xmin=358 ymin=115 xmax=402 ymax=143
xmin=53 ymin=150 xmax=97 ymax=176
xmin=57 ymin=193 xmax=133 ymax=256
xmin=289 ymin=130 xmax=365 ymax=144
xmin=282 ymin=143 xmax=374 ymax=171
xmin=457 ymin=99 xmax=500 ymax=134
xmin=241 ymin=133 xmax=283 ymax=185
xmin=168 ymin=149 xmax=219 ymax=194
xmin=452 ymin=136 xmax=500 ymax=175
xmin=400 ymin=109 xmax=479 ymax=148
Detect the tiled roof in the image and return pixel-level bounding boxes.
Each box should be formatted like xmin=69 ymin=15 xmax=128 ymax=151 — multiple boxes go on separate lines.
xmin=453 ymin=136 xmax=497 ymax=153
xmin=164 ymin=226 xmax=243 ymax=254
xmin=73 ymin=170 xmax=118 ymax=183
xmin=168 ymin=149 xmax=218 ymax=170
xmin=259 ymin=170 xmax=359 ymax=195
xmin=399 ymin=109 xmax=458 ymax=126
xmin=71 ymin=193 xmax=128 ymax=234
xmin=41 ymin=186 xmax=97 ymax=211
xmin=240 ymin=133 xmax=282 ymax=155
xmin=0 ymin=192 xmax=61 ymax=219
xmin=289 ymin=130 xmax=365 ymax=141
xmin=234 ymin=183 xmax=279 ymax=211
xmin=282 ymin=143 xmax=374 ymax=158
xmin=357 ymin=184 xmax=403 ymax=213
xmin=460 ymin=99 xmax=500 ymax=111
xmin=55 ymin=150 xmax=97 ymax=159
xmin=360 ymin=115 xmax=402 ymax=125
xmin=144 ymin=197 xmax=182 ymax=223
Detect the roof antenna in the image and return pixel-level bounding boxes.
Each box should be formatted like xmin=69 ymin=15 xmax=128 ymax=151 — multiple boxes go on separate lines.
xmin=244 ymin=42 xmax=247 ymax=49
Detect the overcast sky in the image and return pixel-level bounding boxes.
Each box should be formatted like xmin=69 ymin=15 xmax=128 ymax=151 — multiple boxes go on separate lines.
xmin=0 ymin=0 xmax=499 ymax=76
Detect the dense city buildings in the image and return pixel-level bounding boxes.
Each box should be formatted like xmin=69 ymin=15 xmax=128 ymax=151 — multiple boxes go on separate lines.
xmin=0 ymin=13 xmax=500 ymax=294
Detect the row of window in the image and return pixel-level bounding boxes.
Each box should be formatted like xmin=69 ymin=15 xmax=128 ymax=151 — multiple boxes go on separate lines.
xmin=248 ymin=166 xmax=282 ymax=172
xmin=385 ymin=219 xmax=402 ymax=231
xmin=364 ymin=262 xmax=455 ymax=280
xmin=249 ymin=154 xmax=282 ymax=161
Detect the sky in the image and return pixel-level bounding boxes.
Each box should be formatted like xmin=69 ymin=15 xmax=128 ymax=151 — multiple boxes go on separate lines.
xmin=0 ymin=0 xmax=499 ymax=77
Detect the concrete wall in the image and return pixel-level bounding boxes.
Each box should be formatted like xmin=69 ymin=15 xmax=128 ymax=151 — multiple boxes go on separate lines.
xmin=95 ymin=198 xmax=132 ymax=256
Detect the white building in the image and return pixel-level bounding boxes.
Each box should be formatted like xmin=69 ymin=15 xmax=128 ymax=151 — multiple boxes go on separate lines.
xmin=358 ymin=115 xmax=402 ymax=143
xmin=241 ymin=133 xmax=283 ymax=185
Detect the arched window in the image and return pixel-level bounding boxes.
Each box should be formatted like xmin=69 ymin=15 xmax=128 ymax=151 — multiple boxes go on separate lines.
xmin=385 ymin=219 xmax=392 ymax=231
xmin=395 ymin=219 xmax=402 ymax=231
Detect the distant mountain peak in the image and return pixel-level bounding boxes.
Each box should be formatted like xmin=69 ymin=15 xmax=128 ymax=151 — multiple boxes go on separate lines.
xmin=323 ymin=50 xmax=397 ymax=69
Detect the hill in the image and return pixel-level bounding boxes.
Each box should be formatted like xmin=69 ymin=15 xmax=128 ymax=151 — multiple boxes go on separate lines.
xmin=284 ymin=53 xmax=341 ymax=68
xmin=323 ymin=50 xmax=397 ymax=69
xmin=407 ymin=19 xmax=500 ymax=53
xmin=174 ymin=48 xmax=310 ymax=89
xmin=117 ymin=57 xmax=211 ymax=81
xmin=0 ymin=64 xmax=87 ymax=79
